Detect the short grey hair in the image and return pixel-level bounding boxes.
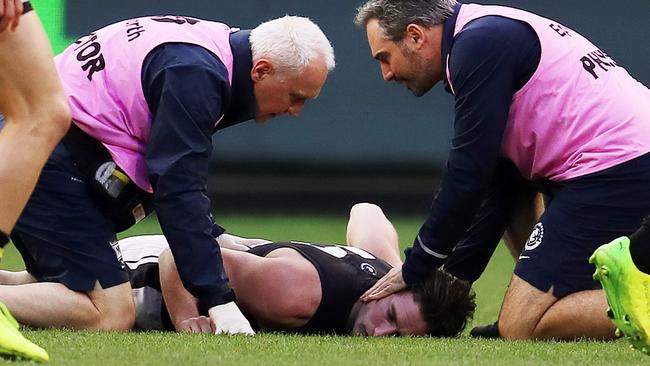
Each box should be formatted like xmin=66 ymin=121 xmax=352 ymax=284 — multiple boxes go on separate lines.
xmin=354 ymin=0 xmax=458 ymax=41
xmin=250 ymin=15 xmax=335 ymax=74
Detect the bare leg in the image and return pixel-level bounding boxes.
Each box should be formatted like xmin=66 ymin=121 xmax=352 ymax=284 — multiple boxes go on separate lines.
xmin=533 ymin=289 xmax=614 ymax=340
xmin=499 ymin=274 xmax=615 ymax=340
xmin=0 ymin=11 xmax=70 ymax=233
xmin=0 ymin=280 xmax=135 ymax=330
xmin=0 ymin=269 xmax=36 ymax=285
xmin=503 ymin=190 xmax=545 ymax=259
xmin=346 ymin=203 xmax=402 ymax=267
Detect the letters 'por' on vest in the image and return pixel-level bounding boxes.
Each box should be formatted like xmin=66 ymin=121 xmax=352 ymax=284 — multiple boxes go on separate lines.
xmin=56 ymin=16 xmax=237 ymax=192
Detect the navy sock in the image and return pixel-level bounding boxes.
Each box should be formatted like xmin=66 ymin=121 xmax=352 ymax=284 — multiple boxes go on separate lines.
xmin=23 ymin=2 xmax=33 ymax=14
xmin=0 ymin=229 xmax=8 ymax=248
xmin=469 ymin=321 xmax=500 ymax=339
xmin=628 ymin=216 xmax=650 ymax=274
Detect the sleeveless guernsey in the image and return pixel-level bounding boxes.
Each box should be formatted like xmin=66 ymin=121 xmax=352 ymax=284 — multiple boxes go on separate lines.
xmin=120 ymin=237 xmax=391 ymax=333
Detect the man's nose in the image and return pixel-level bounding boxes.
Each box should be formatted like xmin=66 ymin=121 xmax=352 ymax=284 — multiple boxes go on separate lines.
xmin=372 ymin=322 xmax=397 ymax=337
xmin=381 ymin=64 xmax=394 ymax=81
xmin=288 ymin=102 xmax=304 ymax=117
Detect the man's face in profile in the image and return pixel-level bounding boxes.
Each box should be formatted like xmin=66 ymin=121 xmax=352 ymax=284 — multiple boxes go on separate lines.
xmin=252 ymin=59 xmax=328 ymax=123
xmin=351 ymin=291 xmax=427 ymax=336
xmin=365 ymin=19 xmax=442 ymax=97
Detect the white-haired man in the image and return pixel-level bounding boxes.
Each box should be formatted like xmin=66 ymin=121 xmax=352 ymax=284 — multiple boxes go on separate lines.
xmin=4 ymin=14 xmax=335 ymax=335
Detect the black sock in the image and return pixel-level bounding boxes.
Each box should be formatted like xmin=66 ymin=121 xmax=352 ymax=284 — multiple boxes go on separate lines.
xmin=628 ymin=216 xmax=650 ymax=274
xmin=0 ymin=229 xmax=8 ymax=248
xmin=469 ymin=321 xmax=500 ymax=339
xmin=23 ymin=2 xmax=33 ymax=15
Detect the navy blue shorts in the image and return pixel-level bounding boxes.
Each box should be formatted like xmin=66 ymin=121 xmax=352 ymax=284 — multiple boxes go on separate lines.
xmin=514 ymin=152 xmax=650 ymax=298
xmin=12 ymin=143 xmax=128 ymax=292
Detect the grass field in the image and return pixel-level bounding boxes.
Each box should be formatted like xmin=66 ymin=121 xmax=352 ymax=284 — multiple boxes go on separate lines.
xmin=2 ymin=213 xmax=649 ymax=365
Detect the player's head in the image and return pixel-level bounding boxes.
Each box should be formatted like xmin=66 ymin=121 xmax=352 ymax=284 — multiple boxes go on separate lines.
xmin=249 ymin=16 xmax=335 ymax=123
xmin=411 ymin=269 xmax=476 ymax=336
xmin=349 ymin=269 xmax=475 ymax=337
xmin=354 ymin=0 xmax=457 ymax=96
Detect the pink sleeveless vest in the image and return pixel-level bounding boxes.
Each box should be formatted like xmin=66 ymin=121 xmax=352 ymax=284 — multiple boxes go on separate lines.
xmin=447 ymin=4 xmax=650 ymax=181
xmin=55 ymin=16 xmax=237 ymax=192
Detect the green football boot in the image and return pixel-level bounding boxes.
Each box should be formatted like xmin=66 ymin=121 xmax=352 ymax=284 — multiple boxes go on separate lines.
xmin=0 ymin=302 xmax=49 ymax=362
xmin=590 ymin=237 xmax=650 ymax=354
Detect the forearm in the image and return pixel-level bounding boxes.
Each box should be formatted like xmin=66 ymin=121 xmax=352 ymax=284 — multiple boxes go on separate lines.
xmin=155 ymin=190 xmax=235 ymax=309
xmin=403 ymin=182 xmax=488 ymax=284
xmin=158 ymin=249 xmax=201 ymax=329
xmin=441 ymin=161 xmax=522 ymax=282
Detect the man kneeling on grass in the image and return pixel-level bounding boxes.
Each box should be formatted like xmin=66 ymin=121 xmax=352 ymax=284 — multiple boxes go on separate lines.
xmin=0 ymin=203 xmax=475 ymax=336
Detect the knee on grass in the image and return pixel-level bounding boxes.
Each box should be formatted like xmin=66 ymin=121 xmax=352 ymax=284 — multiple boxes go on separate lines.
xmin=498 ymin=311 xmax=542 ymax=340
xmin=83 ymin=303 xmax=135 ymax=331
xmin=498 ymin=313 xmax=562 ymax=341
xmin=82 ymin=288 xmax=135 ymax=331
xmin=498 ymin=316 xmax=530 ymax=340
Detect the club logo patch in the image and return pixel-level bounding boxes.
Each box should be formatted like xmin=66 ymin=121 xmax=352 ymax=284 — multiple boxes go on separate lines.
xmin=360 ymin=263 xmax=377 ymax=276
xmin=525 ymin=223 xmax=544 ymax=251
xmin=110 ymin=239 xmax=125 ymax=269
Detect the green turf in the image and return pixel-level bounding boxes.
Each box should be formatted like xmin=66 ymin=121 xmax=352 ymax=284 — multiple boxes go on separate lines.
xmin=2 ymin=214 xmax=649 ymax=365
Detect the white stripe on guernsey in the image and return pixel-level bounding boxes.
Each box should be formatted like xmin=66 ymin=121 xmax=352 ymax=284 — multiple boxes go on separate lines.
xmin=343 ymin=246 xmax=376 ymax=260
xmin=119 ymin=235 xmax=169 ymax=269
xmin=445 ymin=54 xmax=456 ymax=96
xmin=417 ymin=235 xmax=448 ymax=259
xmin=214 ymin=114 xmax=224 ymax=128
xmin=124 ymin=256 xmax=160 ymax=271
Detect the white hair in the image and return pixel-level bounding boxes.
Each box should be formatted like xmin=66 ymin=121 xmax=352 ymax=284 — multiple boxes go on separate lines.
xmin=250 ymin=15 xmax=335 ymax=74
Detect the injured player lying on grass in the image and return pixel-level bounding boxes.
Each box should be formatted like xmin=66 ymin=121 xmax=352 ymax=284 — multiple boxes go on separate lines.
xmin=0 ymin=204 xmax=475 ymax=336
xmin=125 ymin=203 xmax=475 ymax=336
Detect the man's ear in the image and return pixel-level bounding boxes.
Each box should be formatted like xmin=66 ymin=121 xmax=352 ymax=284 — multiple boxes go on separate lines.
xmin=251 ymin=59 xmax=273 ymax=82
xmin=405 ymin=24 xmax=426 ymax=49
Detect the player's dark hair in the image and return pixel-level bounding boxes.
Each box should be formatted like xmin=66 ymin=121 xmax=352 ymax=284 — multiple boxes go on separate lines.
xmin=411 ymin=269 xmax=476 ymax=337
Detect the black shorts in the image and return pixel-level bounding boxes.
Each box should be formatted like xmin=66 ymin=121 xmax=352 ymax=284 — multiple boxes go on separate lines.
xmin=12 ymin=143 xmax=128 ymax=292
xmin=514 ymin=152 xmax=650 ymax=298
xmin=22 ymin=1 xmax=32 ymax=14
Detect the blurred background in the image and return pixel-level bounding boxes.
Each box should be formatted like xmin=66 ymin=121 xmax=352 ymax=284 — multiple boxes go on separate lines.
xmin=31 ymin=0 xmax=650 ymax=216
